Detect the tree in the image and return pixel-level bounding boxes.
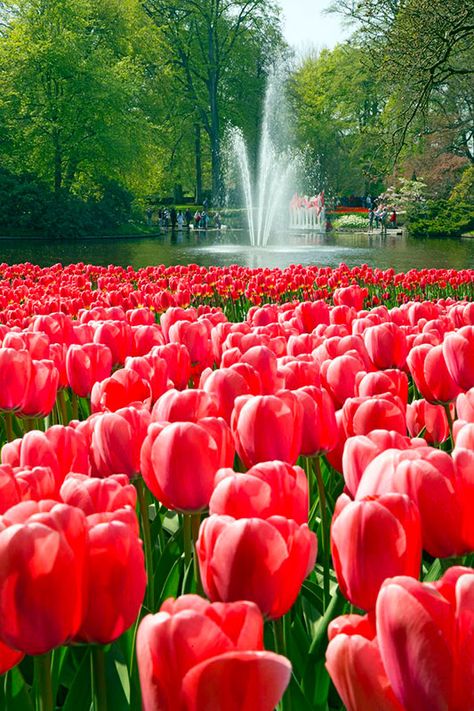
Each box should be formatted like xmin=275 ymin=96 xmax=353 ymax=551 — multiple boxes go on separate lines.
xmin=142 ymin=0 xmax=284 ymax=203
xmin=0 ymin=0 xmax=160 ymax=196
xmin=330 ymin=0 xmax=474 ymax=158
xmin=290 ymin=44 xmax=386 ymax=198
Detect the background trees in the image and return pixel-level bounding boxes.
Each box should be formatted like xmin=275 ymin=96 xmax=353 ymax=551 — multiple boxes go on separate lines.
xmin=0 ymin=0 xmax=471 ymax=235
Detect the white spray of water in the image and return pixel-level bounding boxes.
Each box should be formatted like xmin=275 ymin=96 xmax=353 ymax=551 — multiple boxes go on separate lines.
xmin=231 ymin=65 xmax=295 ymax=247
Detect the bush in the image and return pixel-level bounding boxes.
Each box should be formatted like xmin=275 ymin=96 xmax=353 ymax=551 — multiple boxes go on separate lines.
xmin=0 ymin=169 xmax=135 ymax=238
xmin=332 ymin=214 xmax=368 ymax=230
xmin=407 ymin=199 xmax=474 ymax=239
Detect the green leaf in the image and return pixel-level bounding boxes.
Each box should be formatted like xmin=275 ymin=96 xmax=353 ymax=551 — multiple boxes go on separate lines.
xmin=62 ymin=649 xmax=91 ymax=711
xmin=4 ymin=666 xmax=33 ymax=711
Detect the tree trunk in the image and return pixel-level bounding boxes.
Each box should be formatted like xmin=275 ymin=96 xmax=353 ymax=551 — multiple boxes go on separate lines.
xmin=208 ymin=21 xmax=221 ymax=206
xmin=53 ymin=131 xmax=62 ymax=195
xmin=194 ymin=122 xmax=203 ymax=204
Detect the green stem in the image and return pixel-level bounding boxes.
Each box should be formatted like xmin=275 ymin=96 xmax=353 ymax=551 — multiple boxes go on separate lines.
xmin=443 ymin=402 xmax=454 ymax=441
xmin=183 ymin=514 xmax=192 ymax=568
xmin=191 ymin=513 xmax=203 ymax=595
xmin=24 ymin=418 xmax=35 ymax=432
xmin=273 ymin=617 xmax=291 ymax=711
xmin=71 ymin=391 xmax=79 ymax=421
xmin=314 ymin=456 xmax=330 ymax=609
xmin=4 ymin=412 xmax=14 ymax=442
xmin=135 ymin=478 xmax=155 ymax=610
xmin=91 ymin=646 xmax=108 ymax=711
xmin=34 ymin=653 xmax=53 ymax=711
xmin=58 ymin=390 xmax=68 ymax=425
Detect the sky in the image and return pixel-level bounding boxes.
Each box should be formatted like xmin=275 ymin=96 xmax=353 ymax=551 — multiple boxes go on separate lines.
xmin=277 ymin=0 xmax=350 ymax=51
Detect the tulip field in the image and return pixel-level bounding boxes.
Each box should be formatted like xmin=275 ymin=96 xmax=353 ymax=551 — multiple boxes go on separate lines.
xmin=1 ymin=260 xmax=474 ymax=711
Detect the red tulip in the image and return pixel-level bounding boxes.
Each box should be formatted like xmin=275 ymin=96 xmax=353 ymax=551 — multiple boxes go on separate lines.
xmin=342 ymin=395 xmax=406 ymax=437
xmin=137 ymin=595 xmax=291 ymax=711
xmin=0 ymin=348 xmax=32 ymax=411
xmin=292 ymin=386 xmax=338 ymax=456
xmin=141 ymin=418 xmax=234 ymax=512
xmin=60 ymin=473 xmax=136 ymax=514
xmin=455 ymin=387 xmax=474 ymax=423
xmin=200 ymin=367 xmax=252 ymax=423
xmin=91 ymin=368 xmax=151 ymax=413
xmin=333 ymin=285 xmax=367 ymax=311
xmin=355 ymin=369 xmax=409 ymax=405
xmin=0 ymin=464 xmax=57 ymax=511
xmin=125 ymin=353 xmax=171 ymax=402
xmin=363 ymin=323 xmax=408 ymax=370
xmin=406 ymin=399 xmax=449 ymax=444
xmin=376 ymin=568 xmax=474 ymax=711
xmin=231 ymin=392 xmax=303 ymax=467
xmin=18 ymin=358 xmax=59 ymax=418
xmin=326 ymin=613 xmax=404 ymax=711
xmin=342 ymin=430 xmax=425 ymax=497
xmin=160 ymin=306 xmax=196 ymax=340
xmin=90 ymin=406 xmax=150 ymax=478
xmin=3 ymin=331 xmax=50 ymax=359
xmin=239 ymin=346 xmax=283 ymax=394
xmin=295 ymin=300 xmax=330 ymax=332
xmin=131 ymin=324 xmax=165 ymax=356
xmin=209 ymin=461 xmax=308 ymax=523
xmin=66 ymin=343 xmax=113 ymax=398
xmin=407 ymin=344 xmax=461 ymax=403
xmin=168 ymin=320 xmax=213 ymax=373
xmin=30 ymin=313 xmax=74 ymax=345
xmin=443 ymin=325 xmax=474 ymax=390
xmin=0 ymin=638 xmax=24 ymax=675
xmin=49 ymin=342 xmax=68 ymax=389
xmin=152 ymin=343 xmax=191 ymax=390
xmin=93 ymin=320 xmax=132 ymax=366
xmin=331 ymin=493 xmax=422 ymax=610
xmin=75 ymin=507 xmax=146 ymax=644
xmin=0 ymin=501 xmax=87 ymax=654
xmin=320 ymin=354 xmax=366 ymax=409
xmin=277 ymin=359 xmax=321 ymax=390
xmin=356 ymin=447 xmax=464 ymax=557
xmin=1 ymin=426 xmax=89 ymax=490
xmin=127 ymin=308 xmax=156 ymax=326
xmin=197 ymin=514 xmax=317 ymax=619
xmin=151 ymin=388 xmax=219 ymax=423
xmin=452 ymin=445 xmax=474 ymax=549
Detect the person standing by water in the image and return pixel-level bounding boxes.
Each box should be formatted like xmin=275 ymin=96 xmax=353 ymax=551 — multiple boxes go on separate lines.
xmin=194 ymin=210 xmax=201 ymax=228
xmin=185 ymin=208 xmax=192 ymax=228
xmin=389 ymin=209 xmax=397 ymax=228
xmin=177 ymin=211 xmax=184 ymax=230
xmin=170 ymin=207 xmax=177 ymax=230
xmin=368 ymin=208 xmax=375 ymax=230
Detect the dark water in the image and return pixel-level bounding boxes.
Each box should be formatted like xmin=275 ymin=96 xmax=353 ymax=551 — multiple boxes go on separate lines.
xmin=2 ymin=229 xmax=474 ymax=271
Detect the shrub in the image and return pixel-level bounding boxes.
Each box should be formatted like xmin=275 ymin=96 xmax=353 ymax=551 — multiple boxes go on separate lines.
xmin=407 ymin=199 xmax=474 ymax=239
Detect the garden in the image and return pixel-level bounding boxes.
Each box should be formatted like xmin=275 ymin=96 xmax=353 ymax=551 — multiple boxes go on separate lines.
xmin=0 ymin=261 xmax=473 ymax=710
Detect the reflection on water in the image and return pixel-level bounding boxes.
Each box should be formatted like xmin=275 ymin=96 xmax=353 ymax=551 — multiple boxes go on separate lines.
xmin=2 ymin=229 xmax=474 ymax=272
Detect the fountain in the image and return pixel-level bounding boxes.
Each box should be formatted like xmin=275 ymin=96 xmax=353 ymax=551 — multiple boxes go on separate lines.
xmin=231 ymin=65 xmax=296 ymax=248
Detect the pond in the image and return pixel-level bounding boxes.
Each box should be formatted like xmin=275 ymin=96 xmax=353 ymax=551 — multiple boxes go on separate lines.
xmin=2 ymin=229 xmax=474 ymax=271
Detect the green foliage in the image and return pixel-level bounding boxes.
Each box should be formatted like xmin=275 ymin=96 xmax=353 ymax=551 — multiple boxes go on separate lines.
xmin=407 ymin=199 xmax=474 ymax=239
xmin=450 ymin=166 xmax=474 ymax=205
xmin=0 ymin=168 xmax=134 ymax=237
xmin=290 ymin=44 xmax=386 ymax=198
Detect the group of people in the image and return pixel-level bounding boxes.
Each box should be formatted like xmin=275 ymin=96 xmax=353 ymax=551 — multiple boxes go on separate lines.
xmin=146 ymin=204 xmax=222 ymax=231
xmin=368 ymin=204 xmax=397 ymax=231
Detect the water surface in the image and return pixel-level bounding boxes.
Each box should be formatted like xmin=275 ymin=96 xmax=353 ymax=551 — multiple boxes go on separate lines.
xmin=2 ymin=229 xmax=474 ymax=272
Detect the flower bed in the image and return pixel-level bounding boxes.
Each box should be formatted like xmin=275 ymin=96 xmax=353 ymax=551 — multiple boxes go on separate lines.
xmin=331 ymin=214 xmax=369 ymax=230
xmin=0 ymin=262 xmax=473 ymax=710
